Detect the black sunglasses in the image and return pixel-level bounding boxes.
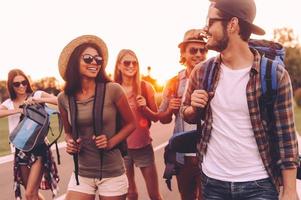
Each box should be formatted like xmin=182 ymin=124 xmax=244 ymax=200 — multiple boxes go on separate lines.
xmin=82 ymin=54 xmax=103 ymax=65
xmin=206 ymin=18 xmax=229 ymax=28
xmin=123 ymin=60 xmax=137 ymax=67
xmin=13 ymin=80 xmax=28 ymax=88
xmin=189 ymin=47 xmax=208 ymax=55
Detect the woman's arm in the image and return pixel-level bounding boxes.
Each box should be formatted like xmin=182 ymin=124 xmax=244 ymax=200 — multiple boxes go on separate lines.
xmin=0 ymin=105 xmax=22 ymax=118
xmin=27 ymin=91 xmax=58 ymax=105
xmin=107 ymin=94 xmax=135 ymax=149
xmin=137 ymin=84 xmax=159 ymax=122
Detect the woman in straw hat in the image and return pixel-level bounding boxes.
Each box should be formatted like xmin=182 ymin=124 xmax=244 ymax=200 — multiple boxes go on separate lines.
xmin=114 ymin=49 xmax=163 ymax=200
xmin=0 ymin=68 xmax=59 ymax=200
xmin=57 ymin=35 xmax=135 ymax=200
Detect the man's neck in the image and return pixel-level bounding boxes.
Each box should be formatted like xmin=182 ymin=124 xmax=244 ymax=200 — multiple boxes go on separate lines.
xmin=221 ymin=40 xmax=254 ymax=70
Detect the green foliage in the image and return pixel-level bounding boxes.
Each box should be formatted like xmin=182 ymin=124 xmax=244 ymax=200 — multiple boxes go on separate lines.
xmin=273 ymin=28 xmax=301 ymax=90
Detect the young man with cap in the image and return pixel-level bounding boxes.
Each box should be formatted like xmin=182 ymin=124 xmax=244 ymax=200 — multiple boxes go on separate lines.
xmin=158 ymin=29 xmax=208 ymax=200
xmin=181 ymin=0 xmax=299 ymax=199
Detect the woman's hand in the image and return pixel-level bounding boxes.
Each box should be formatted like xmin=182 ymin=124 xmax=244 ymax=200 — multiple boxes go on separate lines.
xmin=66 ymin=137 xmax=82 ymax=155
xmin=23 ymin=97 xmax=40 ymax=105
xmin=93 ymin=134 xmax=109 ymax=149
xmin=136 ymin=95 xmax=147 ymax=109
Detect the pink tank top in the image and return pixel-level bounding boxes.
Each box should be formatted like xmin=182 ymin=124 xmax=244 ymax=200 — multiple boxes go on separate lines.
xmin=126 ymin=91 xmax=152 ymax=149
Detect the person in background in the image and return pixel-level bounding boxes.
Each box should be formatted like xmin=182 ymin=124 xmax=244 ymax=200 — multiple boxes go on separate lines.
xmin=58 ymin=35 xmax=135 ymax=200
xmin=114 ymin=49 xmax=163 ymax=200
xmin=0 ymin=68 xmax=59 ymax=200
xmin=182 ymin=0 xmax=299 ymax=199
xmin=158 ymin=29 xmax=208 ymax=200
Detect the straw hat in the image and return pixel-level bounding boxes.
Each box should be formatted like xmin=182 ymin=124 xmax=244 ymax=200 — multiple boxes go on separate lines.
xmin=58 ymin=35 xmax=108 ymax=80
xmin=178 ymin=29 xmax=207 ymax=48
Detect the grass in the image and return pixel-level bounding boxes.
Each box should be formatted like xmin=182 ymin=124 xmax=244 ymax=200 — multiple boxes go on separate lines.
xmin=0 ymin=115 xmax=64 ymax=156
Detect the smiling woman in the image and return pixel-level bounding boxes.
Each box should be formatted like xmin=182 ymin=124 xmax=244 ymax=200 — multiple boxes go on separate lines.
xmin=57 ymin=35 xmax=135 ymax=200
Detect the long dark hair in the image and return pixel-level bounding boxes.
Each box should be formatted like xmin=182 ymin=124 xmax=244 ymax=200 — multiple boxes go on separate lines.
xmin=7 ymin=69 xmax=33 ymax=100
xmin=64 ymin=43 xmax=111 ymax=96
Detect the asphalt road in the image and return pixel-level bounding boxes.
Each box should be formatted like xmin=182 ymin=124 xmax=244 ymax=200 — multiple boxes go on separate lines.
xmin=1 ymin=122 xmax=301 ymax=200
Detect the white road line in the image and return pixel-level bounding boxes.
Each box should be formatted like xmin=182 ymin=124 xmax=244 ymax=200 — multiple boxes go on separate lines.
xmin=54 ymin=141 xmax=168 ymax=200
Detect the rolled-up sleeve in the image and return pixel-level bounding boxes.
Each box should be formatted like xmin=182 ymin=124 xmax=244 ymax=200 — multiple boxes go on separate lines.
xmin=274 ymin=66 xmax=299 ymax=169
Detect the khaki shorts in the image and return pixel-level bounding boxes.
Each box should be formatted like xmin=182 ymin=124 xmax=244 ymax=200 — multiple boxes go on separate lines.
xmin=124 ymin=144 xmax=155 ymax=168
xmin=67 ymin=173 xmax=128 ymax=196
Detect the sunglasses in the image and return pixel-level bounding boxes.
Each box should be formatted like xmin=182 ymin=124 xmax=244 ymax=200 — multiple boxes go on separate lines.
xmin=206 ymin=18 xmax=229 ymax=28
xmin=123 ymin=60 xmax=137 ymax=67
xmin=189 ymin=47 xmax=208 ymax=55
xmin=82 ymin=54 xmax=103 ymax=65
xmin=13 ymin=80 xmax=28 ymax=88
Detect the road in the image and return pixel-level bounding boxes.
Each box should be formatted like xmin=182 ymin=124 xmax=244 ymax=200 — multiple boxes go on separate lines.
xmin=1 ymin=122 xmax=301 ymax=200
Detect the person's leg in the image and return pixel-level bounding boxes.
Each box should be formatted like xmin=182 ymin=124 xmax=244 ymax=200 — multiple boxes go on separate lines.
xmin=24 ymin=157 xmax=44 ymax=200
xmin=124 ymin=155 xmax=138 ymax=200
xmin=66 ymin=191 xmax=95 ymax=200
xmin=176 ymin=156 xmax=202 ymax=200
xmin=140 ymin=163 xmax=163 ymax=200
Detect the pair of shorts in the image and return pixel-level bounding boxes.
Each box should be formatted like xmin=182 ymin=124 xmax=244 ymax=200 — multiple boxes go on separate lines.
xmin=67 ymin=173 xmax=128 ymax=196
xmin=124 ymin=144 xmax=155 ymax=168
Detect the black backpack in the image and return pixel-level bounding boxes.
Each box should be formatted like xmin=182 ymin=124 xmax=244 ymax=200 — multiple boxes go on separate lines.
xmin=69 ymin=82 xmax=127 ymax=185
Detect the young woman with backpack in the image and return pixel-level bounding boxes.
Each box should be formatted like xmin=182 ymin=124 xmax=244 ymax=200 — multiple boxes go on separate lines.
xmin=0 ymin=69 xmax=59 ymax=200
xmin=57 ymin=35 xmax=135 ymax=200
xmin=114 ymin=49 xmax=163 ymax=200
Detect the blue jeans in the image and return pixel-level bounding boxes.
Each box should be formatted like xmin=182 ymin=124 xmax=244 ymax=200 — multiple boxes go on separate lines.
xmin=201 ymin=173 xmax=278 ymax=200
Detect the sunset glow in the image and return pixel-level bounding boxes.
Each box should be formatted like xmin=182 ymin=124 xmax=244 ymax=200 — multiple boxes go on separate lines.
xmin=0 ymin=0 xmax=300 ymax=83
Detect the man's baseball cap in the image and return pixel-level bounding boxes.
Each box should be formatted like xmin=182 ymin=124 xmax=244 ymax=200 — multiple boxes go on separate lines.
xmin=214 ymin=0 xmax=265 ymax=35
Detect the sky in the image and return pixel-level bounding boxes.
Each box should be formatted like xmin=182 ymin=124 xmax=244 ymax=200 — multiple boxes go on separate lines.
xmin=0 ymin=0 xmax=300 ymax=85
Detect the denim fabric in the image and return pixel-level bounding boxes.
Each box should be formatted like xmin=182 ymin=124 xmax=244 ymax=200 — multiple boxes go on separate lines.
xmin=201 ymin=173 xmax=278 ymax=200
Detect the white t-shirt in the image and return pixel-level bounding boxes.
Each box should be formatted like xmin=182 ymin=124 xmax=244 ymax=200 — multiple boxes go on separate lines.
xmin=1 ymin=91 xmax=43 ymax=134
xmin=202 ymin=63 xmax=268 ymax=182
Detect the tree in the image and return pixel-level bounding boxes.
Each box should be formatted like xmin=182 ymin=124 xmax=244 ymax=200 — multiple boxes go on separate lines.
xmin=273 ymin=28 xmax=301 ymax=91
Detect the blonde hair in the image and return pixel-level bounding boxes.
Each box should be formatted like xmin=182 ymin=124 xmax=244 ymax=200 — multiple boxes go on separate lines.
xmin=113 ymin=49 xmax=141 ymax=95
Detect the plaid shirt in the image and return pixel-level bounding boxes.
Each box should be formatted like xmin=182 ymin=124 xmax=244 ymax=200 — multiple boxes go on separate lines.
xmin=181 ymin=49 xmax=299 ymax=191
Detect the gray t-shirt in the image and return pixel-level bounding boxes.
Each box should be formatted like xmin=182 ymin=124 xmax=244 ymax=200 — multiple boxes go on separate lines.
xmin=58 ymin=82 xmax=125 ymax=178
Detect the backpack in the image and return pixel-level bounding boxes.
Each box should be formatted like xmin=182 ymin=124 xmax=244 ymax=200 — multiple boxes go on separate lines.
xmin=9 ymin=103 xmax=63 ymax=163
xmin=69 ymin=82 xmax=127 ymax=185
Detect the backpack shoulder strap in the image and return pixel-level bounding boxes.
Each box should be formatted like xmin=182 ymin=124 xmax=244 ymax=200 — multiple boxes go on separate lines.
xmin=141 ymin=80 xmax=149 ymax=105
xmin=260 ymin=57 xmax=278 ymax=128
xmin=68 ymin=95 xmax=80 ymax=185
xmin=93 ymin=82 xmax=106 ymax=135
xmin=202 ymin=57 xmax=217 ymax=91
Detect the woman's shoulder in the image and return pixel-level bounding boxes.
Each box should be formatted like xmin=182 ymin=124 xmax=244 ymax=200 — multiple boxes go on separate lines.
xmin=57 ymin=91 xmax=68 ymax=103
xmin=106 ymin=82 xmax=124 ymax=92
xmin=1 ymin=98 xmax=13 ymax=108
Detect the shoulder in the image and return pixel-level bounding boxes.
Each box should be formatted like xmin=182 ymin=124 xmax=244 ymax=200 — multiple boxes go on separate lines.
xmin=106 ymin=82 xmax=125 ymax=100
xmin=57 ymin=91 xmax=69 ymax=105
xmin=1 ymin=98 xmax=12 ymax=108
xmin=106 ymin=82 xmax=124 ymax=92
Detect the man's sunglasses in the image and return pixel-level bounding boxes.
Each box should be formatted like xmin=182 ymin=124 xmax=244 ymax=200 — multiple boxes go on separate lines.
xmin=123 ymin=60 xmax=137 ymax=67
xmin=189 ymin=47 xmax=208 ymax=55
xmin=206 ymin=18 xmax=229 ymax=28
xmin=82 ymin=54 xmax=103 ymax=65
xmin=13 ymin=80 xmax=28 ymax=88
